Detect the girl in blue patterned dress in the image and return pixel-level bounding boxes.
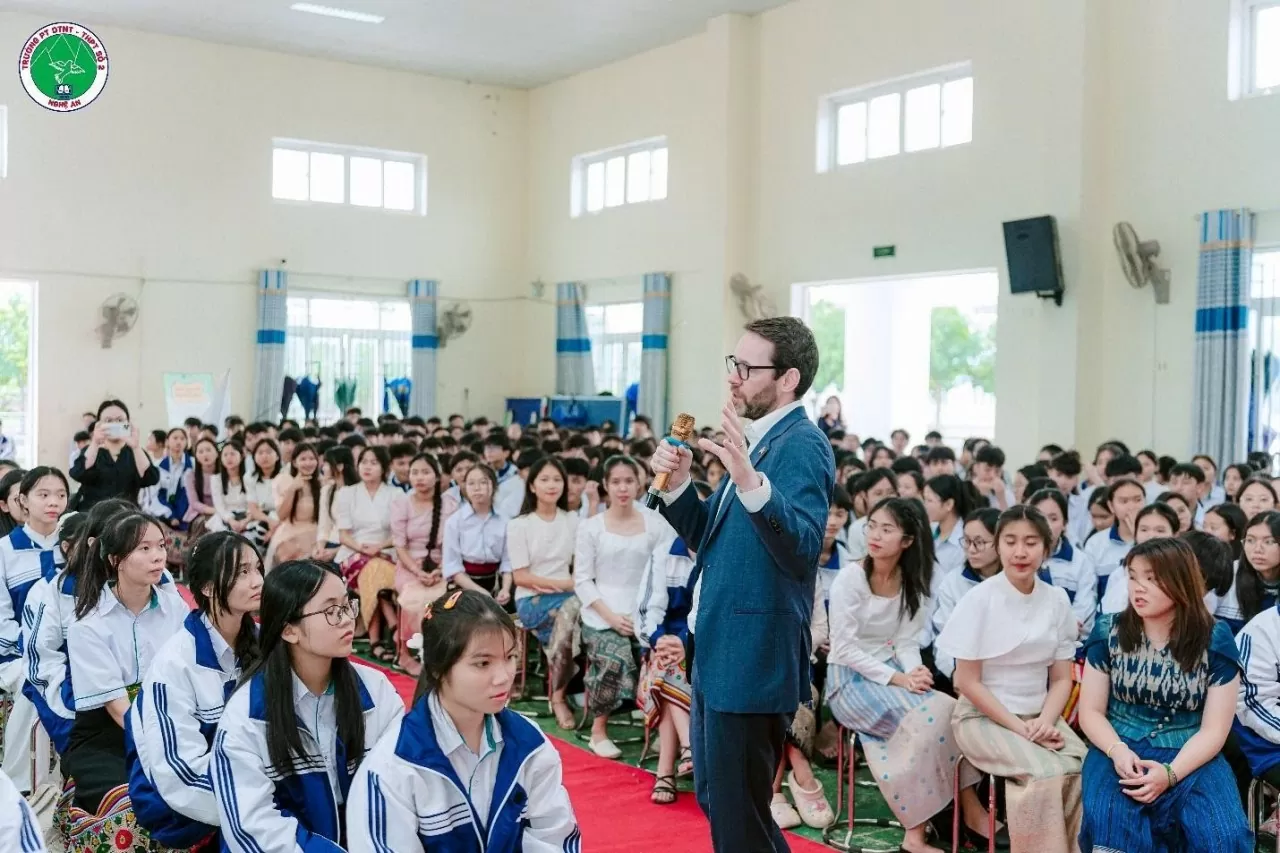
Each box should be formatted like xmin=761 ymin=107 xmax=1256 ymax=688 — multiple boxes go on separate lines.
xmin=1077 ymin=537 xmax=1252 ymax=852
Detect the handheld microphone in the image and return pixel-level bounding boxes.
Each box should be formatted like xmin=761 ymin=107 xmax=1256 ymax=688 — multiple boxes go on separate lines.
xmin=645 ymin=413 xmax=697 ymax=510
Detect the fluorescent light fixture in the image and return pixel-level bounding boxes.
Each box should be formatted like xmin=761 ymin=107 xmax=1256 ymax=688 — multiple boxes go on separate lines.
xmin=289 ymin=3 xmax=384 ymax=24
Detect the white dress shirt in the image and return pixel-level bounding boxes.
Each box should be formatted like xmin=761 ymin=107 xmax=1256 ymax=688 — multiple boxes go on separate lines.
xmin=574 ymin=511 xmax=673 ymax=632
xmin=333 ymin=483 xmax=398 ymax=563
xmin=827 ymin=564 xmax=928 ymax=684
xmin=428 ymin=691 xmax=504 ymax=826
xmin=292 ymin=673 xmax=341 ymax=804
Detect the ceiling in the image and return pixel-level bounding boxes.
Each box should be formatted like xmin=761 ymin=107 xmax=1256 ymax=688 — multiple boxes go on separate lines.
xmin=4 ymin=0 xmax=792 ymax=87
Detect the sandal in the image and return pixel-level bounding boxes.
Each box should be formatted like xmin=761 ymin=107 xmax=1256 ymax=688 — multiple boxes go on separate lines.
xmin=650 ymin=774 xmax=678 ymax=805
xmin=370 ymin=642 xmax=395 ymax=663
xmin=677 ymin=746 xmax=693 ymax=777
xmin=550 ymin=700 xmax=577 ymax=730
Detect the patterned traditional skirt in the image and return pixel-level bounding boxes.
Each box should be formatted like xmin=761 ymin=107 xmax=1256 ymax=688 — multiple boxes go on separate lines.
xmin=514 ymin=593 xmax=580 ymax=695
xmin=265 ymin=520 xmax=317 ymax=569
xmin=1079 ymin=739 xmax=1252 ymax=853
xmin=0 ymin=693 xmax=12 ymax=762
xmin=826 ymin=664 xmax=978 ymax=829
xmin=637 ymin=647 xmax=691 ymax=731
xmin=951 ymin=697 xmax=1087 ymax=853
xmin=54 ymin=781 xmax=211 ymax=853
xmin=345 ymin=555 xmax=398 ymax=636
xmin=581 ymin=627 xmax=640 ymax=718
xmin=396 ymin=565 xmax=449 ymax=664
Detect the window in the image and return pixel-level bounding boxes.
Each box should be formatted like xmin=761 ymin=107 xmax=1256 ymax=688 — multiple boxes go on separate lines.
xmin=1249 ymin=250 xmax=1280 ymax=466
xmin=818 ymin=63 xmax=973 ymax=172
xmin=1231 ymin=0 xmax=1280 ymax=98
xmin=585 ymin=302 xmax=643 ymax=395
xmin=0 ymin=281 xmax=36 ymax=466
xmin=284 ymin=294 xmax=412 ymax=423
xmin=571 ymin=138 xmax=668 ymax=217
xmin=271 ymin=139 xmax=426 ymax=214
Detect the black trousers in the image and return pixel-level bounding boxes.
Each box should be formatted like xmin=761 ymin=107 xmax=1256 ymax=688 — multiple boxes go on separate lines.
xmin=690 ymin=677 xmax=791 ymax=852
xmin=63 ymin=708 xmax=126 ymax=813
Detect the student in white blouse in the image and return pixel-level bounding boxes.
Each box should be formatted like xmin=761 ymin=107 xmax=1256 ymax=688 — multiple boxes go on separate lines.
xmin=507 ymin=458 xmax=580 ymax=730
xmin=314 ymin=446 xmax=357 ymax=564
xmin=938 ymin=505 xmax=1086 ymax=853
xmin=63 ymin=513 xmax=189 ymax=816
xmin=442 ymin=464 xmax=514 ymax=605
xmin=575 ymin=456 xmax=674 ymax=759
xmin=210 ymin=443 xmax=251 ymax=539
xmin=335 ymin=446 xmax=399 ymax=664
xmin=826 ymin=497 xmax=990 ymax=852
xmin=244 ymin=438 xmax=283 ymax=549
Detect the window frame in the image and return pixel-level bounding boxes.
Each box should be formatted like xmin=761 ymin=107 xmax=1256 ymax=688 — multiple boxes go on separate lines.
xmin=271 ymin=137 xmax=427 ymax=215
xmin=817 ymin=62 xmax=973 ymax=173
xmin=284 ymin=291 xmax=413 ymax=423
xmin=1231 ymin=0 xmax=1280 ymax=99
xmin=1247 ymin=247 xmax=1280 ymax=466
xmin=584 ymin=301 xmax=644 ymax=396
xmin=570 ymin=137 xmax=668 ymax=218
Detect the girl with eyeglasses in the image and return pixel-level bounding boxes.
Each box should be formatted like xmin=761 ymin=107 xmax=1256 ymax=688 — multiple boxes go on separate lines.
xmin=1237 ymin=477 xmax=1278 ymax=519
xmin=63 ymin=512 xmax=188 ymax=818
xmin=126 ymin=532 xmax=263 ymax=848
xmin=826 ymin=498 xmax=993 ymax=853
xmin=211 ymin=560 xmax=402 ymax=852
xmin=347 ymin=589 xmax=578 ymax=851
xmin=931 ymin=508 xmax=1001 ymax=683
xmin=1215 ymin=510 xmax=1280 ymax=634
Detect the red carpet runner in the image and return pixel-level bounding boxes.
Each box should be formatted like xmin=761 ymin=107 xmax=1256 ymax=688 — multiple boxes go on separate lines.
xmin=357 ymin=659 xmax=830 ymax=852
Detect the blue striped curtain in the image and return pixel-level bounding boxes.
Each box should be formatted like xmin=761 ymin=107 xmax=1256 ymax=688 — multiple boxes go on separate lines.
xmin=251 ymin=270 xmax=287 ymax=422
xmin=408 ymin=279 xmax=438 ymax=418
xmin=556 ymin=282 xmax=594 ymax=395
xmin=640 ymin=272 xmax=672 ymax=429
xmin=1192 ymin=209 xmax=1254 ymax=464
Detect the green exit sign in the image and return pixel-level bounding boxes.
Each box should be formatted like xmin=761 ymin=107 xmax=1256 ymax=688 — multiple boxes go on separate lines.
xmin=873 ymin=245 xmax=896 ymax=258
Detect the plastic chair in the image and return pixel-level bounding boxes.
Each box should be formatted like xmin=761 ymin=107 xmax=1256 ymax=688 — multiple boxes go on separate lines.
xmin=951 ymin=756 xmax=997 ymax=853
xmin=1248 ymin=777 xmax=1280 ymax=853
xmin=823 ymin=726 xmax=902 ymax=853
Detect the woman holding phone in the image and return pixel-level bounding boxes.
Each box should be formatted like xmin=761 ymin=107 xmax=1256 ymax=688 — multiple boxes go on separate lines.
xmin=69 ymin=400 xmax=158 ymax=511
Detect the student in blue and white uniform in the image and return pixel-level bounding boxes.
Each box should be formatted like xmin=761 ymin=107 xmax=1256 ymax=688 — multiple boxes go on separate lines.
xmin=1167 ymin=463 xmax=1209 ymax=529
xmin=23 ymin=499 xmax=134 ymax=761
xmin=1047 ymin=452 xmax=1090 ymax=547
xmin=0 ymin=768 xmax=44 ymax=852
xmin=1192 ymin=454 xmax=1227 ymax=510
xmin=482 ymin=434 xmax=524 ymax=519
xmin=0 ymin=467 xmax=68 ymax=793
xmin=127 ymin=532 xmax=264 ymax=849
xmin=1232 ymin=586 xmax=1280 ymax=798
xmin=347 ymin=589 xmax=579 ymax=853
xmin=1100 ymin=503 xmax=1179 ymax=616
xmin=930 ymin=508 xmax=1001 ymax=681
xmin=921 ymin=474 xmax=975 ymax=577
xmin=1028 ymin=488 xmax=1097 ymax=640
xmin=147 ymin=428 xmax=192 ymax=533
xmin=63 ymin=511 xmax=189 ymax=814
xmin=1083 ymin=477 xmax=1146 ymax=601
xmin=212 ymin=559 xmax=402 ymax=853
xmin=634 ymin=533 xmax=696 ymax=806
xmin=1216 ymin=510 xmax=1280 ymax=635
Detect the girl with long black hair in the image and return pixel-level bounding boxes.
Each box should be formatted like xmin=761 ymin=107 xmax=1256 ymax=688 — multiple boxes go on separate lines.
xmin=347 ymin=589 xmax=578 ymax=851
xmin=63 ymin=512 xmax=188 ymax=814
xmin=314 ymin=446 xmax=357 ymax=564
xmin=922 ymin=474 xmax=978 ymax=576
xmin=211 ymin=560 xmax=401 ymax=852
xmin=391 ymin=452 xmax=452 ymax=675
xmin=1216 ymin=510 xmax=1280 ymax=634
xmin=269 ymin=442 xmax=321 ymax=568
xmin=127 ymin=532 xmax=264 ymax=849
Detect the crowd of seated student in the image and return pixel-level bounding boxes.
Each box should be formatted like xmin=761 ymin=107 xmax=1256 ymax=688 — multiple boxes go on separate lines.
xmin=17 ymin=400 xmax=1280 ymax=849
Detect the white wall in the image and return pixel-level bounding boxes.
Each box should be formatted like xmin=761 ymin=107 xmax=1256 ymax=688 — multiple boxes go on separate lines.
xmin=0 ymin=11 xmax=532 ymax=463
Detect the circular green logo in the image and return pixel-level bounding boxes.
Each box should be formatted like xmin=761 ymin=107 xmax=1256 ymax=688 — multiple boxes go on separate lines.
xmin=18 ymin=22 xmax=109 ymax=112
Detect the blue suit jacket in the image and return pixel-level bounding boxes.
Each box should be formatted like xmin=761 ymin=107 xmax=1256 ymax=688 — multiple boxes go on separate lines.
xmin=660 ymin=407 xmax=835 ymax=715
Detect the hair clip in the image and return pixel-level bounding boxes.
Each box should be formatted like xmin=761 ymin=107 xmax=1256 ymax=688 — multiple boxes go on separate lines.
xmin=423 ymin=601 xmax=435 ymax=620
xmin=443 ymin=590 xmax=463 ymax=610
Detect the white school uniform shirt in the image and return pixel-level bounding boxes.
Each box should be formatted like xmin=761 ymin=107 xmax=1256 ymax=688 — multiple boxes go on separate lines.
xmin=574 ymin=510 xmax=673 ymax=633
xmin=1043 ymin=537 xmax=1098 ymax=637
xmin=1236 ymin=607 xmax=1280 ymax=744
xmin=809 ymin=541 xmax=851 ymax=648
xmin=68 ymin=583 xmax=189 ymax=711
xmin=930 ymin=565 xmax=993 ymax=677
xmin=826 ymin=563 xmax=928 ymax=684
xmin=333 ymin=482 xmax=398 ymax=563
xmin=493 ymin=463 xmax=525 ymax=520
xmin=844 ymin=517 xmax=869 ymax=562
xmin=506 ymin=510 xmax=577 ymax=602
xmin=935 ymin=572 xmax=1076 ymax=716
xmin=131 ymin=611 xmax=239 ymax=828
xmin=932 ymin=520 xmax=966 ymax=578
xmin=1067 ymin=486 xmax=1096 ymax=549
xmin=1083 ymin=526 xmax=1133 ymax=581
xmin=667 ymin=400 xmax=804 ymax=635
xmin=0 ymin=525 xmax=57 ymax=683
xmin=211 ymin=478 xmax=248 ymax=525
xmin=244 ymin=471 xmax=278 ymax=518
xmin=0 ymin=768 xmax=43 ymax=852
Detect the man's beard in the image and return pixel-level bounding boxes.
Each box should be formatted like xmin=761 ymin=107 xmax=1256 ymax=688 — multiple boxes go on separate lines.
xmin=740 ymin=384 xmax=779 ymax=421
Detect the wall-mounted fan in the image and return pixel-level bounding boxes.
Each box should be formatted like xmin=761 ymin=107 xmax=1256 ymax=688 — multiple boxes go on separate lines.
xmin=729 ymin=273 xmax=776 ymax=320
xmin=437 ymin=303 xmax=473 ymax=347
xmin=1113 ymin=222 xmax=1171 ymax=305
xmin=98 ymin=292 xmax=139 ymax=348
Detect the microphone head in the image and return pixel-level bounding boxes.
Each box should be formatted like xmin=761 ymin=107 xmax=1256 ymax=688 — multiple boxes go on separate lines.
xmin=670 ymin=413 xmax=696 ymax=443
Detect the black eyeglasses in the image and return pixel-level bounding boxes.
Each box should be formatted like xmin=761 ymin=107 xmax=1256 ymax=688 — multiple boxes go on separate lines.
xmin=725 ymin=355 xmax=781 ymax=381
xmin=299 ymin=598 xmax=360 ymax=627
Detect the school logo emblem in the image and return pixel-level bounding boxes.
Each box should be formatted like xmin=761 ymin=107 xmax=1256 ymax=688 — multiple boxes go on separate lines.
xmin=18 ymin=22 xmax=109 ymax=112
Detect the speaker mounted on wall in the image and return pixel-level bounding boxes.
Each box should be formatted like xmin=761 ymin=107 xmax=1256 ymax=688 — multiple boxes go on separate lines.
xmin=1002 ymin=215 xmax=1065 ymax=307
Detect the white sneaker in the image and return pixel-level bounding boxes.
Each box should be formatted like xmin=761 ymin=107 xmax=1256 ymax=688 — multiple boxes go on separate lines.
xmin=590 ymin=737 xmax=622 ymax=760
xmin=770 ymin=792 xmax=802 ymax=830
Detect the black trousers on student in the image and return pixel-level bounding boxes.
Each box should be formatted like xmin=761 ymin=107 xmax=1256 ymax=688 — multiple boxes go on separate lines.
xmin=63 ymin=709 xmax=127 ymax=813
xmin=690 ymin=677 xmax=791 ymax=852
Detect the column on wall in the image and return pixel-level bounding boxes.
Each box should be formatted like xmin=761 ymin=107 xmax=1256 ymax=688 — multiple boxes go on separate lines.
xmin=640 ymin=272 xmax=672 ymax=429
xmin=409 ymin=279 xmax=439 ymax=419
xmin=556 ymin=282 xmax=594 ymax=395
xmin=1191 ymin=209 xmax=1254 ymax=464
xmin=251 ymin=269 xmax=288 ymax=423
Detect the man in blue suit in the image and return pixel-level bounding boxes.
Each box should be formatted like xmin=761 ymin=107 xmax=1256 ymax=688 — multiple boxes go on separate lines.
xmin=651 ymin=317 xmax=835 ymax=852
